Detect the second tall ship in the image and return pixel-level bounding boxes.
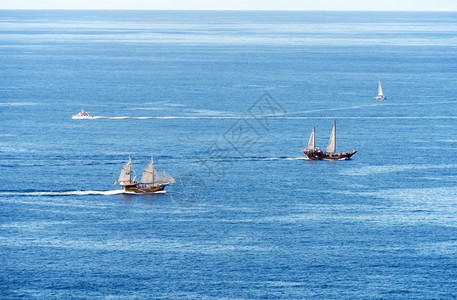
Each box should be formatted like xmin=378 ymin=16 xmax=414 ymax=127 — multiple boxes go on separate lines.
xmin=302 ymin=119 xmax=356 ymax=160
xmin=117 ymin=157 xmax=176 ymax=193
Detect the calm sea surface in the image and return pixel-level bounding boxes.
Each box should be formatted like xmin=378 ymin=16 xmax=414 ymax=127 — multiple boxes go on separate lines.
xmin=1 ymin=10 xmax=457 ymax=299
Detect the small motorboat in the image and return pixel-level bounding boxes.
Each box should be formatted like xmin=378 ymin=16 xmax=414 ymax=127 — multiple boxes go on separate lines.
xmin=72 ymin=109 xmax=93 ymax=119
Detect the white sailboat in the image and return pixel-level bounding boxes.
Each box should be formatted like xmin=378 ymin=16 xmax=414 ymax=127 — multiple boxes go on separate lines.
xmin=374 ymin=80 xmax=386 ymax=100
xmin=117 ymin=157 xmax=175 ymax=193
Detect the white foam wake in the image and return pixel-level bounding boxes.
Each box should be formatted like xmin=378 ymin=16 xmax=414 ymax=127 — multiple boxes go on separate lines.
xmin=261 ymin=157 xmax=306 ymax=161
xmin=91 ymin=116 xmax=239 ymax=120
xmin=285 ymin=157 xmax=307 ymax=160
xmin=0 ymin=190 xmax=166 ymax=196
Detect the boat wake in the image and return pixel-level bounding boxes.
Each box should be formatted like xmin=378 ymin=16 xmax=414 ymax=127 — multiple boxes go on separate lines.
xmin=262 ymin=157 xmax=307 ymax=161
xmin=206 ymin=156 xmax=307 ymax=161
xmin=84 ymin=115 xmax=457 ymax=120
xmin=0 ymin=190 xmax=166 ymax=196
xmin=91 ymin=116 xmax=240 ymax=120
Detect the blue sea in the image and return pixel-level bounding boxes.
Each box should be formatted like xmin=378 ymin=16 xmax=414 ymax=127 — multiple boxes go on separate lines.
xmin=2 ymin=10 xmax=457 ymax=299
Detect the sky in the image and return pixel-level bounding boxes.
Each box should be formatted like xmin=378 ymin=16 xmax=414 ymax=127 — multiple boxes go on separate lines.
xmin=1 ymin=0 xmax=457 ymax=11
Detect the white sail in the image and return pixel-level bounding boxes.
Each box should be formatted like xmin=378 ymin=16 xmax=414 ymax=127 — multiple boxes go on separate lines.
xmin=140 ymin=158 xmax=155 ymax=184
xmin=163 ymin=170 xmax=176 ymax=183
xmin=305 ymin=126 xmax=315 ymax=150
xmin=154 ymin=169 xmax=168 ymax=183
xmin=377 ymin=80 xmax=384 ymax=96
xmin=325 ymin=119 xmax=336 ymax=154
xmin=118 ymin=158 xmax=132 ymax=182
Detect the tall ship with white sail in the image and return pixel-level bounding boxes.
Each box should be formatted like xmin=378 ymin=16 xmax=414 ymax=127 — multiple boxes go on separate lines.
xmin=117 ymin=157 xmax=176 ymax=193
xmin=374 ymin=80 xmax=386 ymax=101
xmin=302 ymin=119 xmax=356 ymax=160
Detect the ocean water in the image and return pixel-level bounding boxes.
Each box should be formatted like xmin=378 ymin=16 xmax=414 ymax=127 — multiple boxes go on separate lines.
xmin=1 ymin=10 xmax=457 ymax=299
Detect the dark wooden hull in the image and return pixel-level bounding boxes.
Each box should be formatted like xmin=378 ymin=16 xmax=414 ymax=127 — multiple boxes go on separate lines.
xmin=323 ymin=151 xmax=357 ymax=160
xmin=302 ymin=149 xmax=325 ymax=160
xmin=303 ymin=149 xmax=356 ymax=160
xmin=122 ymin=183 xmax=167 ymax=194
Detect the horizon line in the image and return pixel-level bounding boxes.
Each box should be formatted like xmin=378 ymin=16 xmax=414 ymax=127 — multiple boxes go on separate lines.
xmin=1 ymin=8 xmax=457 ymax=12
